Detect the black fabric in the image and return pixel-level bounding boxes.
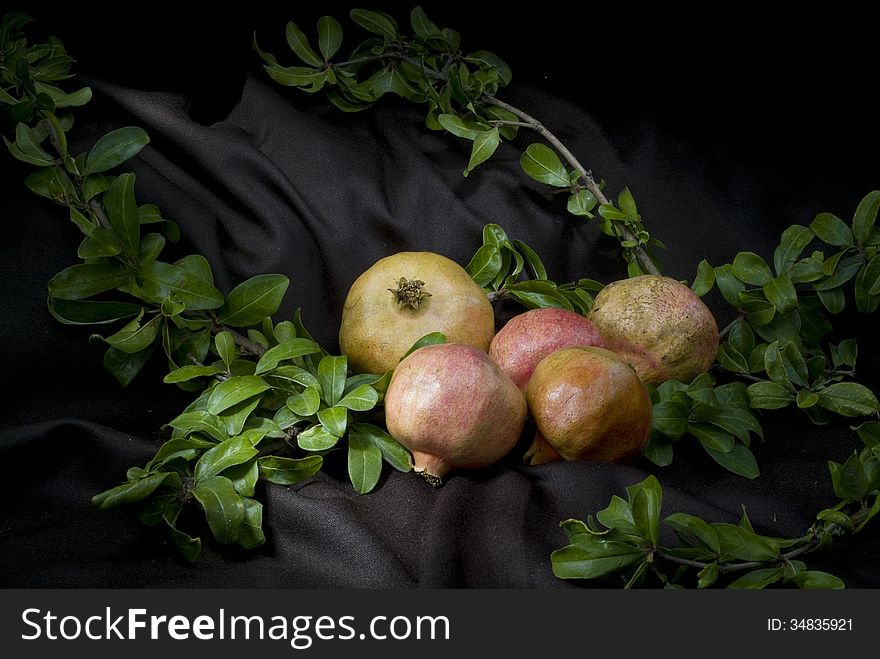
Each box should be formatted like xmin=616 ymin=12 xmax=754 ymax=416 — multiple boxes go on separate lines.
xmin=2 ymin=3 xmax=879 ymax=588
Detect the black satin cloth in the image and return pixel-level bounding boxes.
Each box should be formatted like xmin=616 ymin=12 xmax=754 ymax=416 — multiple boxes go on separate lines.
xmin=1 ymin=3 xmax=878 ymax=588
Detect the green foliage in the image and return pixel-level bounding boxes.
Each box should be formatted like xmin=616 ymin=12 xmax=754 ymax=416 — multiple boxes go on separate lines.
xmin=552 ymin=474 xmax=874 ymax=588
xmin=255 ymin=6 xmax=660 ymax=276
xmin=645 ymin=376 xmax=762 ymax=478
xmin=466 ymin=223 xmax=603 ymax=314
xmin=1 ymin=14 xmax=414 ymax=561
xmin=707 ymin=194 xmax=880 ymax=425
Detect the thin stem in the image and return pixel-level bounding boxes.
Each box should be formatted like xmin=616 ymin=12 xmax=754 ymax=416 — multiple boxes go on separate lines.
xmin=209 ymin=319 xmax=266 ymax=357
xmin=483 ymin=94 xmax=660 ymax=276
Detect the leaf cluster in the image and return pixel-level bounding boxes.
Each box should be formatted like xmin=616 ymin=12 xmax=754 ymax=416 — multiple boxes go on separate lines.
xmin=466 ymin=223 xmax=604 ymax=313
xmin=645 ymin=375 xmax=762 ymax=479
xmin=256 ymin=7 xmax=661 ymax=276
xmin=694 ymin=192 xmax=880 ymax=422
xmin=551 ymin=475 xmax=855 ymax=589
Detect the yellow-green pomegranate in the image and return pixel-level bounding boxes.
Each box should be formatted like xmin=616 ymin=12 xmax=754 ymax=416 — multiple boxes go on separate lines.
xmin=338 ymin=252 xmax=495 ymax=374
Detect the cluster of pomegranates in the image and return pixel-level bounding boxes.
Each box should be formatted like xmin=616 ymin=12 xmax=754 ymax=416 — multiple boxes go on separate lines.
xmin=338 ymin=251 xmax=719 ymax=485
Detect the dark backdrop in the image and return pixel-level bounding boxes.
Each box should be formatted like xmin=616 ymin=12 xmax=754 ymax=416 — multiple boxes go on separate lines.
xmin=1 ymin=2 xmax=879 ymax=588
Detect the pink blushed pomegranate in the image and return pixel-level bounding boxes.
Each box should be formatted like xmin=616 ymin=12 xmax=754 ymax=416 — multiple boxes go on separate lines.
xmin=489 ymin=307 xmax=606 ymax=392
xmin=383 ymin=343 xmax=527 ymax=485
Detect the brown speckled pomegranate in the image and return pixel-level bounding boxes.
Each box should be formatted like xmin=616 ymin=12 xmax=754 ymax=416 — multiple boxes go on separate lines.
xmin=588 ymin=275 xmax=718 ymax=385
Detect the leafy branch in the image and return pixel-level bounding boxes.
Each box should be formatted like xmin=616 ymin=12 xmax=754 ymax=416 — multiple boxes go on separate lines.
xmin=553 ymin=442 xmax=880 ymax=588
xmin=255 ymin=6 xmax=662 ymax=277
xmin=1 ymin=12 xmax=413 ymax=561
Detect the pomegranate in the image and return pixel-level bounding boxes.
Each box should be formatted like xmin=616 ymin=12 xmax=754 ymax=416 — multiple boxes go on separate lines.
xmin=383 ymin=343 xmax=527 ymax=485
xmin=526 ymin=346 xmax=652 ymax=464
xmin=338 ymin=252 xmax=495 ymax=374
xmin=489 ymin=307 xmax=605 ymax=392
xmin=587 ymin=275 xmax=718 ymax=385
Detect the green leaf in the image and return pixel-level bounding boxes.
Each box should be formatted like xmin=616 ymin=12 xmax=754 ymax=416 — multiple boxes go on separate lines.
xmin=689 ymin=423 xmax=735 ymax=453
xmin=763 ymin=275 xmax=797 ymax=313
xmin=140 ymin=260 xmax=224 ymax=311
xmin=596 ymin=496 xmax=639 ymax=536
xmin=192 ymin=476 xmax=244 ymax=544
xmin=285 ymin=20 xmax=323 ymax=66
xmin=350 ymin=8 xmax=399 ymax=38
xmin=217 ymin=274 xmax=289 ymax=327
xmin=465 ymin=50 xmax=512 ymax=87
xmin=147 ymin=437 xmax=214 ymax=470
xmin=854 ymin=421 xmax=880 ymax=449
xmin=317 ymin=406 xmax=348 ymax=437
xmin=437 ymin=114 xmax=490 ymax=140
xmin=288 ymin=386 xmax=322 ymax=416
xmin=237 ymin=497 xmax=266 ymax=549
xmin=520 ymin=143 xmax=569 ymax=187
xmin=814 ymin=257 xmax=861 ymax=291
xmin=214 ymin=331 xmax=235 ymax=372
xmin=104 ymin=172 xmax=141 ymax=256
xmin=4 ymin=135 xmax=54 ymax=165
xmin=697 ymin=562 xmax=720 ymax=589
xmin=258 ymin=455 xmax=323 ymax=485
xmin=47 ymin=262 xmax=128 ymax=300
xmin=748 ymin=381 xmax=795 ymax=409
xmin=817 ymin=382 xmax=880 ymax=417
xmin=463 ymin=127 xmax=500 ymax=176
xmin=773 ymin=224 xmax=814 ymax=275
xmin=348 ymin=428 xmax=383 ymax=494
xmin=665 ymin=513 xmax=721 ymax=552
xmin=318 ymin=355 xmax=347 ymax=406
xmin=92 ymin=472 xmax=180 ymax=509
xmin=83 ymin=126 xmax=150 ymax=175
xmin=349 ymin=423 xmax=412 ymax=472
xmin=565 ymin=189 xmax=598 ymax=217
xmin=336 ymin=384 xmax=379 ymax=411
xmin=631 ymin=475 xmax=662 ymax=546
xmin=265 ymin=65 xmax=327 ymax=88
xmin=702 ymin=405 xmax=763 ymax=443
xmin=165 ymin=410 xmax=229 ymax=442
xmin=206 ymin=375 xmax=270 ymax=415
xmin=194 ymin=435 xmax=259 ymax=483
xmin=762 ymin=341 xmax=791 ymax=387
xmin=14 ymin=121 xmax=53 ymax=161
xmin=642 ymin=433 xmax=673 ymax=467
xmin=513 ymin=239 xmax=548 ymax=280
xmin=817 ymin=287 xmax=845 ymax=314
xmin=836 ymin=338 xmax=858 ymax=367
xmin=103 ymin=314 xmax=161 ymax=353
xmin=254 ymin=338 xmax=322 ymax=375
xmin=704 ymin=443 xmax=760 ymax=479
xmin=551 ymin=535 xmax=645 ymax=580
xmin=267 ymin=365 xmax=321 ymax=391
xmin=732 ymin=252 xmax=773 ymax=286
xmin=790 ymin=570 xmax=845 ymax=590
xmin=47 ymin=298 xmax=141 ymax=326
xmin=103 ymin=345 xmax=154 ymax=387
xmin=691 ymin=260 xmax=715 ymax=297
xmin=716 ymin=342 xmax=749 ymax=374
xmin=402 ymin=332 xmax=447 ymax=361
xmin=781 ymin=342 xmax=809 ymax=387
xmin=714 ymin=265 xmax=746 ymax=308
xmin=714 ymin=523 xmax=779 ymax=562
xmin=410 ymin=6 xmax=440 ymax=38
xmin=810 ymin=211 xmax=854 ymax=248
xmin=297 ymin=424 xmax=339 ymax=451
xmin=317 ymin=15 xmax=343 ymax=60
xmin=506 ymin=280 xmax=572 ymax=310
xmin=727 ymin=567 xmax=785 ymax=589
xmin=651 ymin=401 xmax=688 ymax=438
xmin=852 ymin=190 xmax=880 ymax=246
xmin=466 ymin=244 xmax=503 ymax=287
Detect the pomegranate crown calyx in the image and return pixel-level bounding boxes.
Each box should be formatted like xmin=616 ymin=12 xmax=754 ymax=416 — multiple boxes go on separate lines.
xmin=389 ymin=277 xmax=432 ymax=310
